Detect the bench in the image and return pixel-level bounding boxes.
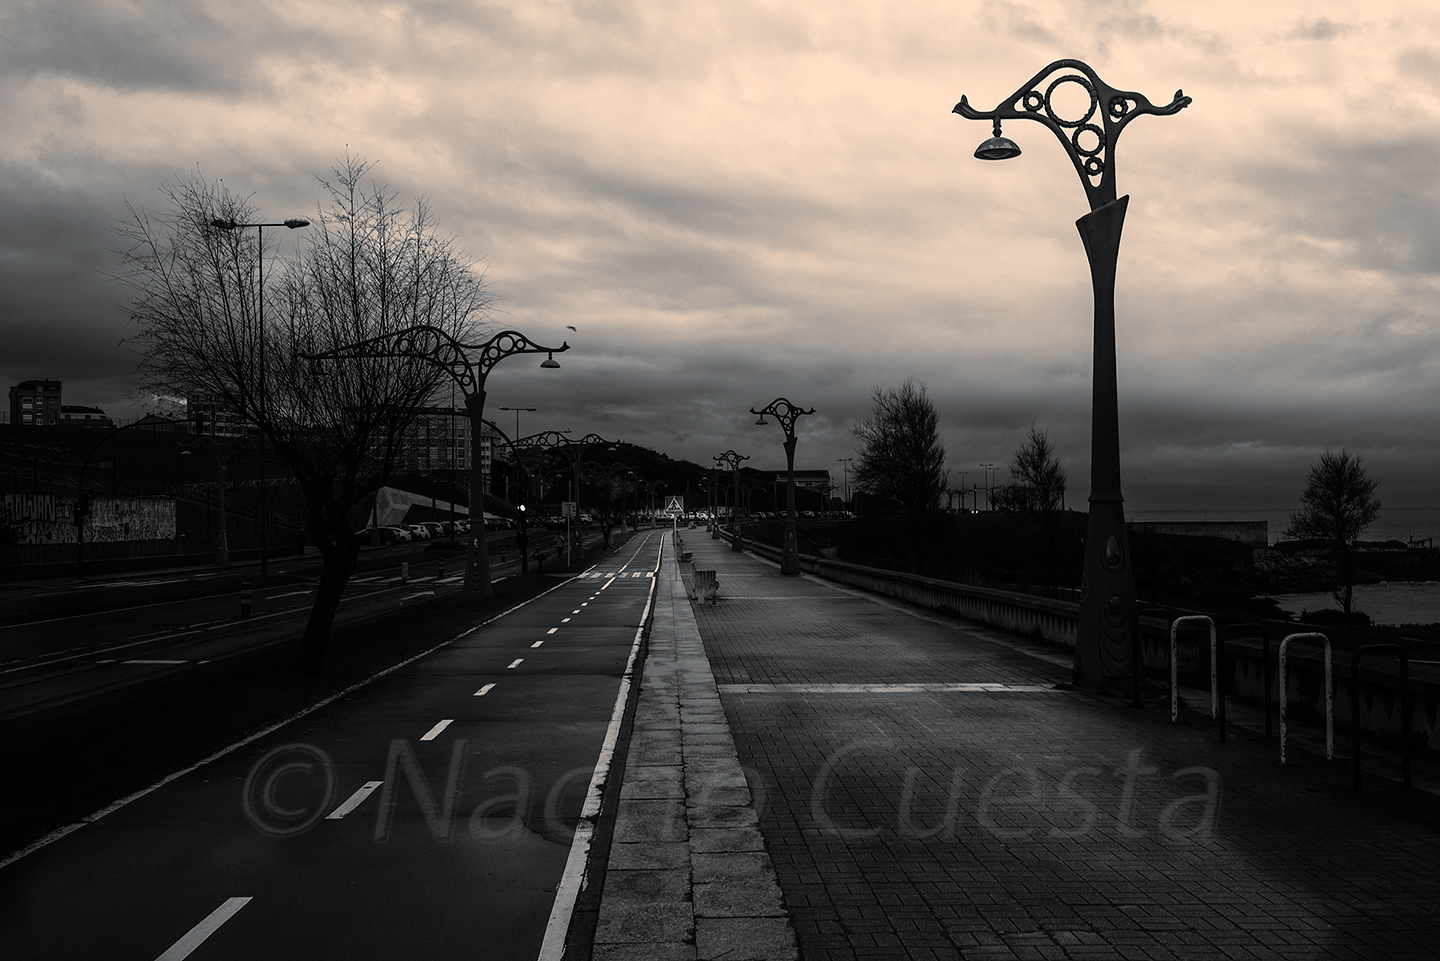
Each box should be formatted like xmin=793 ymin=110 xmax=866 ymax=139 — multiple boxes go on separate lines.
xmin=694 ymin=569 xmax=719 ymax=605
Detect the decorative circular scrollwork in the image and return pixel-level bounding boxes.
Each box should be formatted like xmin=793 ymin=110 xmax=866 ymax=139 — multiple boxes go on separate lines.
xmin=1083 ymin=156 xmax=1105 ymax=178
xmin=1107 ymin=96 xmax=1130 ymax=121
xmin=1071 ymin=123 xmax=1105 ymax=157
xmin=1022 ymin=90 xmax=1044 ymax=113
xmin=1042 ymin=75 xmax=1097 ymax=129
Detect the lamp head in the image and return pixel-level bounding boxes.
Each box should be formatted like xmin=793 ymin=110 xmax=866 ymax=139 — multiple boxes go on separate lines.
xmin=540 ymin=352 xmax=561 ymax=369
xmin=754 ymin=415 xmax=768 ymax=426
xmin=974 ymin=135 xmax=1021 ymax=161
xmin=284 ymin=218 xmax=311 ymax=229
xmin=210 ymin=218 xmax=238 ymax=230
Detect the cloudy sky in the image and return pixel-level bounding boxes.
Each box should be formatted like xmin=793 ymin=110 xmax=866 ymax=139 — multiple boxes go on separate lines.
xmin=3 ymin=0 xmax=1438 ymax=511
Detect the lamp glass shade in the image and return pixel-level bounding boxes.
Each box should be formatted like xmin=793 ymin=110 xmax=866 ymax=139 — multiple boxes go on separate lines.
xmin=755 ymin=416 xmax=768 ymax=425
xmin=284 ymin=218 xmax=311 ymax=229
xmin=540 ymin=352 xmax=561 ymax=369
xmin=974 ymin=136 xmax=1022 ymax=161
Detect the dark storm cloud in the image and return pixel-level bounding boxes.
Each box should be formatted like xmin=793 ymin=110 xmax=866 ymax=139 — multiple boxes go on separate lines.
xmin=0 ymin=1 xmax=264 ymax=93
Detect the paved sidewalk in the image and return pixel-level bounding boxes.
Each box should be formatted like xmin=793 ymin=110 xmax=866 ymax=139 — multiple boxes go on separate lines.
xmin=593 ymin=531 xmax=799 ymax=960
xmin=678 ymin=533 xmax=1440 ymax=961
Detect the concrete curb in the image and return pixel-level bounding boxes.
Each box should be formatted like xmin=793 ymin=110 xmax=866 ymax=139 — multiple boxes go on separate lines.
xmin=590 ymin=532 xmax=799 ymax=961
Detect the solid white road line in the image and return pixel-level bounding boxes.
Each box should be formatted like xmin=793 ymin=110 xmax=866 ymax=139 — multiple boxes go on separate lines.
xmin=531 ymin=641 xmax=544 ymax=648
xmin=507 ymin=658 xmax=524 ymax=669
xmin=153 ymin=896 xmax=252 ymax=961
xmin=474 ymin=683 xmax=496 ymax=696
xmin=325 ymin=780 xmax=383 ymax=820
xmin=269 ymin=590 xmax=313 ymax=599
xmin=419 ymin=719 xmax=454 ymax=741
xmin=539 ymin=534 xmax=661 ymax=961
xmin=124 ymin=659 xmax=187 ymax=665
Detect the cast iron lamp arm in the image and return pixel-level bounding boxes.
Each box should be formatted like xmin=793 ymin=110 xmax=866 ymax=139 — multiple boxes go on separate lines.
xmin=749 ymin=398 xmax=816 ymax=440
xmin=954 ymin=58 xmax=1191 ymax=211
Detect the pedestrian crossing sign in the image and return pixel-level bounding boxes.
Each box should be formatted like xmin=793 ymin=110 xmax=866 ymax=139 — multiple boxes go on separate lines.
xmin=663 ymin=495 xmax=684 ymax=516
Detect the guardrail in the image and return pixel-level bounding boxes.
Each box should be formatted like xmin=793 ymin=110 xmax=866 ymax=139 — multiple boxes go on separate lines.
xmin=1351 ymin=643 xmax=1412 ymax=792
xmin=1279 ymin=633 xmax=1333 ymax=764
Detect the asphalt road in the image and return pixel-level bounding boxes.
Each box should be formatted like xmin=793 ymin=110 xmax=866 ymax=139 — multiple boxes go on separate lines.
xmin=0 ymin=530 xmax=613 ymax=724
xmin=0 ymin=530 xmax=664 ymax=961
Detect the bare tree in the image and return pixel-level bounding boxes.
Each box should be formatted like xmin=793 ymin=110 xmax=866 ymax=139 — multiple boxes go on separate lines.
xmin=995 ymin=424 xmax=1067 ymax=512
xmin=119 ymin=158 xmax=491 ymax=672
xmin=1285 ymin=449 xmax=1381 ymax=620
xmin=852 ymin=380 xmax=947 ymax=518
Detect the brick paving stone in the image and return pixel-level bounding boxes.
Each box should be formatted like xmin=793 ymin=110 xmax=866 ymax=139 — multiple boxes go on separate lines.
xmin=678 ymin=533 xmax=1440 ymax=961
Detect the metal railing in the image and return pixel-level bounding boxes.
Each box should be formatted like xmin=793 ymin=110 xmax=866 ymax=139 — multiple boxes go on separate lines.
xmin=1170 ymin=616 xmax=1216 ymax=724
xmin=1350 ymin=643 xmax=1412 ymax=792
xmin=1279 ymin=632 xmax=1333 ymax=764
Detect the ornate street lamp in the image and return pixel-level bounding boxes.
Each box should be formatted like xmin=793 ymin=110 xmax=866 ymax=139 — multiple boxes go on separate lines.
xmin=514 ymin=430 xmax=618 ymax=566
xmin=750 ymin=398 xmax=815 ymax=575
xmin=714 ymin=450 xmax=749 ymax=552
xmin=306 ymin=326 xmax=568 ymax=597
xmin=210 ymin=216 xmax=309 ymax=577
xmin=954 ymin=59 xmax=1190 ymax=690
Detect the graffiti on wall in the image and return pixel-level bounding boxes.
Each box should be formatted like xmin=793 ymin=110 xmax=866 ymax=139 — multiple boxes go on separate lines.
xmin=0 ymin=494 xmax=176 ymax=544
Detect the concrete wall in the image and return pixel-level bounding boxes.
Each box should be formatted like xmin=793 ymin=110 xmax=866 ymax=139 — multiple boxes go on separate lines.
xmin=1 ymin=494 xmax=175 ymax=544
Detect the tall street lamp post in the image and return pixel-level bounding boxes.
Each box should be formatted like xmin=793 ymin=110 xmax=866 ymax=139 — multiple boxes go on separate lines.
xmin=955 ymin=59 xmax=1190 ymax=690
xmin=714 ymin=450 xmax=748 ymax=551
xmin=307 ymin=327 xmax=568 ymax=597
xmin=515 ymin=431 xmax=617 ymax=567
xmin=751 ymin=398 xmax=815 ymax=576
xmin=211 ymin=216 xmax=309 ymax=577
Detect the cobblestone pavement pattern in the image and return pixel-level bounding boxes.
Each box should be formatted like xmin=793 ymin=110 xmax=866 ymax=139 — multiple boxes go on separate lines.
xmin=675 ymin=532 xmax=1440 ymax=961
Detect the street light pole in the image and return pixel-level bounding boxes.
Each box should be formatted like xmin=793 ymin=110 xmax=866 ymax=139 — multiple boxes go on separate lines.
xmin=751 ymin=398 xmax=815 ymax=575
xmin=714 ymin=450 xmax=749 ymax=552
xmin=307 ymin=327 xmax=568 ymax=597
xmin=210 ymin=216 xmax=310 ymax=577
xmin=955 ymin=59 xmax=1190 ymax=690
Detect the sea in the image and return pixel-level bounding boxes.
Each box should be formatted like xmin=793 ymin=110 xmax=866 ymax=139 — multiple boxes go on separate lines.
xmin=1127 ymin=507 xmax=1440 ymax=627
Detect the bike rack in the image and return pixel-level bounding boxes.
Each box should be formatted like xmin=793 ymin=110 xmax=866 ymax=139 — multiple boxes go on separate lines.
xmin=1133 ymin=607 xmax=1171 ymax=707
xmin=1220 ymin=623 xmax=1272 ymax=739
xmin=1279 ymin=633 xmax=1332 ymax=764
xmin=1350 ymin=643 xmax=1412 ymax=793
xmin=1169 ymin=615 xmax=1216 ymax=724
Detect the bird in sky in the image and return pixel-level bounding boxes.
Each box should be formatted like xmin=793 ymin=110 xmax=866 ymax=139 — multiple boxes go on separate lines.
xmin=565 ymin=326 xmax=577 ymax=331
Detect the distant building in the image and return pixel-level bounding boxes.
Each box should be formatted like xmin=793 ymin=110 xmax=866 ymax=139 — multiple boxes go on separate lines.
xmin=770 ymin=469 xmax=832 ymax=494
xmin=9 ymin=379 xmax=62 ymax=426
xmin=186 ymin=393 xmax=246 ymax=438
xmin=60 ymin=405 xmax=115 ymax=428
xmin=403 ymin=408 xmax=495 ymax=493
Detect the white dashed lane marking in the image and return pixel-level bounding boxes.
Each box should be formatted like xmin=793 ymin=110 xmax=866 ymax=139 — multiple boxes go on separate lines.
xmin=420 ymin=719 xmax=454 ymax=741
xmin=326 ymin=781 xmax=383 ymax=820
xmin=507 ymin=658 xmax=524 ymax=669
xmin=474 ymin=683 xmax=496 ymax=696
xmin=531 ymin=641 xmax=544 ymax=648
xmin=154 ymin=897 xmax=252 ymax=961
xmin=547 ymin=628 xmax=558 ymax=634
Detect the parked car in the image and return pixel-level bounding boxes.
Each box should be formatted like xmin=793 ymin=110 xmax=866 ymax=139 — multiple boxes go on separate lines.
xmin=404 ymin=524 xmax=431 ymax=540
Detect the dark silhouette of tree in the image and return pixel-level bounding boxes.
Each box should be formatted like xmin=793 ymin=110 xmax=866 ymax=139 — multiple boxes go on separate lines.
xmin=1285 ymin=449 xmax=1381 ymax=621
xmin=994 ymin=424 xmax=1066 ymax=512
xmin=852 ymin=380 xmax=946 ymax=518
xmin=119 ymin=158 xmax=490 ymax=673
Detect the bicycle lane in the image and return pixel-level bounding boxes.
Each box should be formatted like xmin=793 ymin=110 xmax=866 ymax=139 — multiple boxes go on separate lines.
xmin=0 ymin=532 xmax=664 ymax=961
xmin=683 ymin=535 xmax=1440 ymax=960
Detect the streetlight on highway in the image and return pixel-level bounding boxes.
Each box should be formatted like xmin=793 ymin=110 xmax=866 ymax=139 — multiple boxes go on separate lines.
xmin=210 ymin=216 xmax=310 ymax=577
xmin=954 ymin=59 xmax=1190 ymax=689
xmin=751 ymin=397 xmax=815 ymax=576
xmin=306 ymin=327 xmax=569 ymax=597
